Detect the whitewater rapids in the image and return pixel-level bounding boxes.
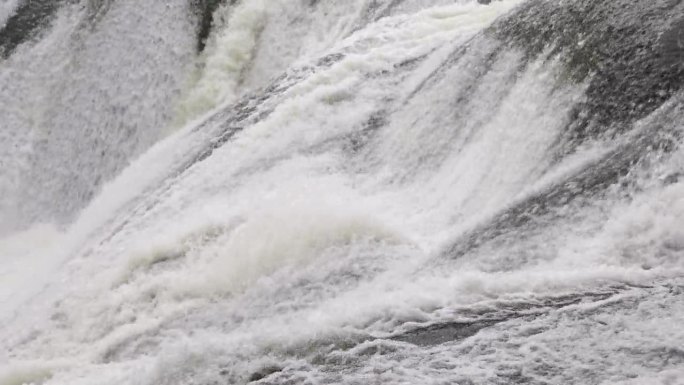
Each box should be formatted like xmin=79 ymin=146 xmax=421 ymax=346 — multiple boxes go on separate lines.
xmin=1 ymin=0 xmax=684 ymax=384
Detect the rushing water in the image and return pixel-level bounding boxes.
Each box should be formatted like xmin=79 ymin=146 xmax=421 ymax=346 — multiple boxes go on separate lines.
xmin=1 ymin=0 xmax=684 ymax=384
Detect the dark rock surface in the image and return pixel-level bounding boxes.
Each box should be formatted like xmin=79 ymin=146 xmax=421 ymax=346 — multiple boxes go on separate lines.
xmin=392 ymin=319 xmax=503 ymax=347
xmin=492 ymin=0 xmax=684 ymax=143
xmin=191 ymin=0 xmax=240 ymax=53
xmin=442 ymin=0 xmax=684 ymax=261
xmin=0 ymin=0 xmax=64 ymax=58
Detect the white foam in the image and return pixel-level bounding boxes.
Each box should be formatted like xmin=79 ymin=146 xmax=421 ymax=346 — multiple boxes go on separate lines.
xmin=0 ymin=363 xmax=53 ymax=385
xmin=175 ymin=0 xmax=268 ymax=124
xmin=186 ymin=194 xmax=403 ymax=295
xmin=0 ymin=224 xmax=62 ymax=323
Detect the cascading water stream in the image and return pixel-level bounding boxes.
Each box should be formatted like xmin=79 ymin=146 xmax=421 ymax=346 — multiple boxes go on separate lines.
xmin=1 ymin=0 xmax=683 ymax=384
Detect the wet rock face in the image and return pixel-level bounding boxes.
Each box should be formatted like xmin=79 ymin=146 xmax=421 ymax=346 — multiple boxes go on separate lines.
xmin=492 ymin=0 xmax=684 ymax=142
xmin=0 ymin=0 xmax=124 ymax=58
xmin=0 ymin=0 xmax=65 ymax=58
xmin=192 ymin=0 xmax=223 ymax=53
xmin=441 ymin=0 xmax=684 ymax=260
xmin=191 ymin=0 xmax=239 ymax=53
xmin=661 ymin=17 xmax=684 ymax=67
xmin=0 ymin=0 xmax=242 ymax=56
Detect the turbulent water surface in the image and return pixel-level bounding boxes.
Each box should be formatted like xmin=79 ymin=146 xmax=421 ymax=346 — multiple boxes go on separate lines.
xmin=1 ymin=0 xmax=684 ymax=384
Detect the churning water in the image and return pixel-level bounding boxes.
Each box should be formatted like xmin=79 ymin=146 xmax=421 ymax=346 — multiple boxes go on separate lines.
xmin=1 ymin=0 xmax=684 ymax=383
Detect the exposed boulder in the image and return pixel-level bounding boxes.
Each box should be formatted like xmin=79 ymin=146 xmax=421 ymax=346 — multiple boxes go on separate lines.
xmin=492 ymin=0 xmax=684 ymax=142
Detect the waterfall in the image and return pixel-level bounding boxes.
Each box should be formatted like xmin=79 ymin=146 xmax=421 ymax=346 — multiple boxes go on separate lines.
xmin=1 ymin=0 xmax=683 ymax=383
